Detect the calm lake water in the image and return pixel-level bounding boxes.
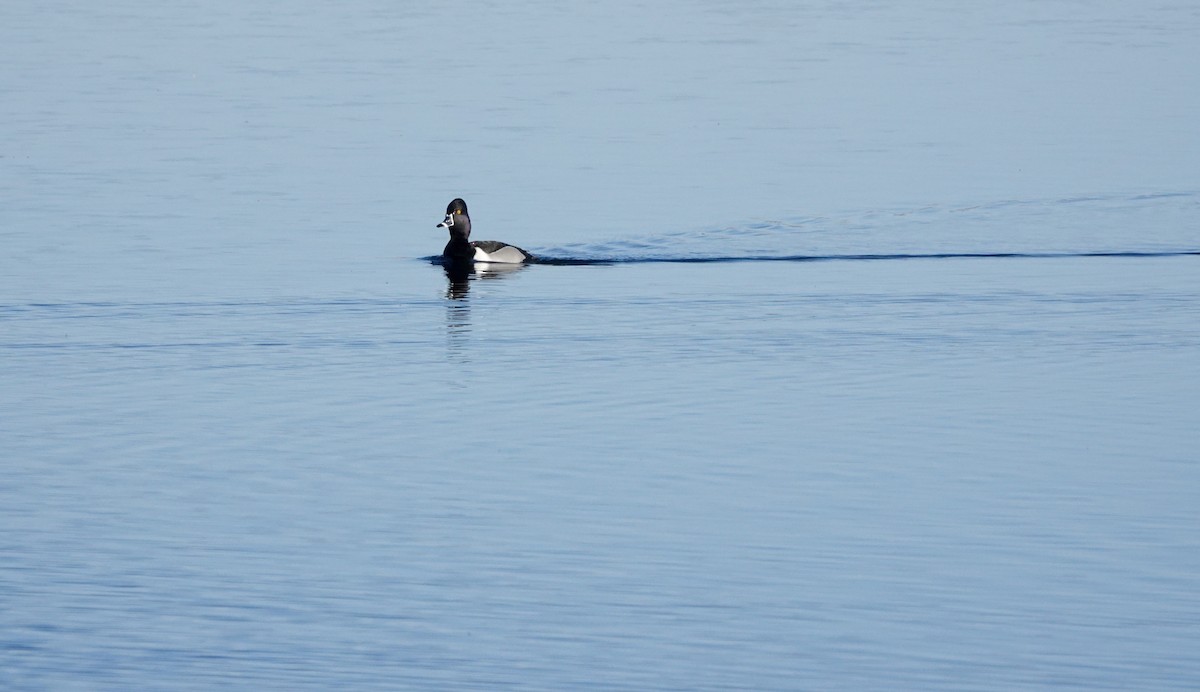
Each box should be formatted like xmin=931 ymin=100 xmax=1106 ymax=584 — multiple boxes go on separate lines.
xmin=3 ymin=1 xmax=1199 ymax=690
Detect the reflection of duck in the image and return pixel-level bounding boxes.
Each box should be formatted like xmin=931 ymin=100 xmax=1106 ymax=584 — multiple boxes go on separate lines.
xmin=444 ymin=263 xmax=473 ymax=300
xmin=441 ymin=261 xmax=527 ymax=365
xmin=443 ymin=261 xmax=527 ymax=300
xmin=437 ymin=198 xmax=531 ymax=264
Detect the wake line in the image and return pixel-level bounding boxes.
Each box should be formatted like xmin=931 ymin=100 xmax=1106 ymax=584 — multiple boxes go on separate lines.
xmin=529 ymin=250 xmax=1200 ymax=266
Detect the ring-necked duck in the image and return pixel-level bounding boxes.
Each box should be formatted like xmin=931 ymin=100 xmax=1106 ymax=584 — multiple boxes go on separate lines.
xmin=437 ymin=198 xmax=531 ymax=264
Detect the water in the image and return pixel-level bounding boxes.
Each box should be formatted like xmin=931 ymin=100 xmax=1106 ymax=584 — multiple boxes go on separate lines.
xmin=3 ymin=1 xmax=1199 ymax=690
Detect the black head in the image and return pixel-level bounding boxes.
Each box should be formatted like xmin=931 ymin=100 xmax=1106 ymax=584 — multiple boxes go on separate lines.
xmin=437 ymin=198 xmax=471 ymax=238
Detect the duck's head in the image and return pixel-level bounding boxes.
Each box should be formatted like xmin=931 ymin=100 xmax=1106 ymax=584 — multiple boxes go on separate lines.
xmin=437 ymin=198 xmax=471 ymax=238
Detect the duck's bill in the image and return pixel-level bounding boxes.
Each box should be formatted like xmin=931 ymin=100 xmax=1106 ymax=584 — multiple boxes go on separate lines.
xmin=436 ymin=214 xmax=453 ymax=229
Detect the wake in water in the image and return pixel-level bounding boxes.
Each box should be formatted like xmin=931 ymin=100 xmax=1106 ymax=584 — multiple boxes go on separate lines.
xmin=426 ymin=191 xmax=1200 ymax=267
xmin=523 ymin=250 xmax=1200 ymax=265
xmin=428 ymin=250 xmax=1199 ymax=268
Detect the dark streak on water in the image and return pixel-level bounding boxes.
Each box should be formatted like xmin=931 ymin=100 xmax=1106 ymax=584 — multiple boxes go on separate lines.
xmin=430 ymin=249 xmax=1200 ymax=266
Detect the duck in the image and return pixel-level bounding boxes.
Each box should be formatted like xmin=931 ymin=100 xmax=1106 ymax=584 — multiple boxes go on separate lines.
xmin=437 ymin=198 xmax=531 ymax=264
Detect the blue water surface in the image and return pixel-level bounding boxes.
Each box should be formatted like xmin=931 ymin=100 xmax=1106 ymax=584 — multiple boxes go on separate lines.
xmin=2 ymin=1 xmax=1199 ymax=690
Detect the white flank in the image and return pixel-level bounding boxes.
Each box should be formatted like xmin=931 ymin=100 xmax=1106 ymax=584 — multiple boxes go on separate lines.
xmin=475 ymin=245 xmax=526 ymax=263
